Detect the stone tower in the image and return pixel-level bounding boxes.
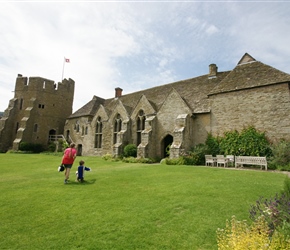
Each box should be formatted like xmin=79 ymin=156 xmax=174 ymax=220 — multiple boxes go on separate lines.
xmin=0 ymin=74 xmax=75 ymax=152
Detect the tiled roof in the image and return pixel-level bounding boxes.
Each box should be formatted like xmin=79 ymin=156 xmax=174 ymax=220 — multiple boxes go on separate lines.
xmin=70 ymin=72 xmax=228 ymax=119
xmin=69 ymin=95 xmax=105 ymax=118
xmin=68 ymin=53 xmax=290 ymax=119
xmin=209 ymin=58 xmax=290 ymax=95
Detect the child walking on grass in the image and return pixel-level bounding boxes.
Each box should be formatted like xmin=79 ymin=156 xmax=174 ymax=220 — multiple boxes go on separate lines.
xmin=76 ymin=160 xmax=91 ymax=182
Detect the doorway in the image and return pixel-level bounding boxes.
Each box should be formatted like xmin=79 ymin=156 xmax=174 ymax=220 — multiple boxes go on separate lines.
xmin=162 ymin=134 xmax=173 ymax=158
xmin=77 ymin=144 xmax=82 ymax=156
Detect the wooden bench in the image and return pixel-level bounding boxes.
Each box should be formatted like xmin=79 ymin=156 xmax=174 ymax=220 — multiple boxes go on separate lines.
xmin=205 ymin=155 xmax=216 ymax=166
xmin=235 ymin=156 xmax=267 ymax=170
xmin=216 ymin=155 xmax=228 ymax=167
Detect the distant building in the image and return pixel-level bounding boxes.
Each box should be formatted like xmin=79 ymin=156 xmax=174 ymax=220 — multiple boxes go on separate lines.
xmin=1 ymin=53 xmax=290 ymax=159
xmin=0 ymin=75 xmax=74 ymax=152
xmin=64 ymin=53 xmax=290 ymax=159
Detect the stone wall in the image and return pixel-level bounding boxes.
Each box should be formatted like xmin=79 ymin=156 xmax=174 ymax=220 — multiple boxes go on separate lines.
xmin=210 ymin=83 xmax=290 ymax=142
xmin=0 ymin=75 xmax=75 ymax=152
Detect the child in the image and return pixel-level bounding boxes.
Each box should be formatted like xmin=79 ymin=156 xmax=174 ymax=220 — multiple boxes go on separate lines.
xmin=76 ymin=160 xmax=91 ymax=182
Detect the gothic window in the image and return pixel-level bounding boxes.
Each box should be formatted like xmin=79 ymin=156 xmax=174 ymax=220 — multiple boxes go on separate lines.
xmin=85 ymin=126 xmax=88 ymax=135
xmin=137 ymin=110 xmax=145 ymax=145
xmin=113 ymin=114 xmax=122 ymax=144
xmin=75 ymin=121 xmax=80 ymax=132
xmin=95 ymin=117 xmax=102 ymax=148
xmin=82 ymin=126 xmax=85 ymax=136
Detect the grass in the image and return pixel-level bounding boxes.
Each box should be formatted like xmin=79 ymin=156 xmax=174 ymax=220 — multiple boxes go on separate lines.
xmin=0 ymin=154 xmax=287 ymax=250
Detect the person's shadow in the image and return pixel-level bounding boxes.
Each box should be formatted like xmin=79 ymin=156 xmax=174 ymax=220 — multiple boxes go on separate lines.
xmin=70 ymin=179 xmax=96 ymax=185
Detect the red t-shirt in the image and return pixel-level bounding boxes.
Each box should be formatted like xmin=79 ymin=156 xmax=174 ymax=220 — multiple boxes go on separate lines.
xmin=62 ymin=147 xmax=77 ymax=164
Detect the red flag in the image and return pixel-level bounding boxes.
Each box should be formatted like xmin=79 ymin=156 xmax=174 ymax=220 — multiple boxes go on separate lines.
xmin=65 ymin=58 xmax=70 ymax=63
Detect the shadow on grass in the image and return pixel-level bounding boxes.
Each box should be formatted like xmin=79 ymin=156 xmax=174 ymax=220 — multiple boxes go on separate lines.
xmin=67 ymin=179 xmax=97 ymax=185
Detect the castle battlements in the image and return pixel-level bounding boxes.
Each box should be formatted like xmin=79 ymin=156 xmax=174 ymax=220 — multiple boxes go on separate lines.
xmin=0 ymin=73 xmax=75 ymax=152
xmin=15 ymin=74 xmax=75 ymax=96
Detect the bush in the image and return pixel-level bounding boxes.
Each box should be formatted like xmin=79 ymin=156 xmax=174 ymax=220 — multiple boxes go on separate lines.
xmin=102 ymin=154 xmax=113 ymax=161
xmin=219 ymin=130 xmax=240 ymax=155
xmin=19 ymin=142 xmax=44 ymax=153
xmin=165 ymin=157 xmax=185 ymax=165
xmin=249 ymin=178 xmax=290 ymax=236
xmin=205 ymin=126 xmax=272 ymax=158
xmin=47 ymin=142 xmax=56 ymax=152
xmin=122 ymin=157 xmax=155 ymax=164
xmin=123 ymin=144 xmax=137 ymax=157
xmin=269 ymin=140 xmax=290 ymax=170
xmin=185 ymin=144 xmax=208 ymax=165
xmin=217 ymin=216 xmax=290 ymax=249
xmin=283 ymin=176 xmax=290 ymax=198
xmin=206 ymin=133 xmax=220 ymax=156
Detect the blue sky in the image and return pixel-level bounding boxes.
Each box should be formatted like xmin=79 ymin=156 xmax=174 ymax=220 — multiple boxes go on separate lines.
xmin=1 ymin=1 xmax=290 ymax=112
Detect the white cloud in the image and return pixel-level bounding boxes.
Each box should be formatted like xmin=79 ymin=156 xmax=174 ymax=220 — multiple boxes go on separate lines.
xmin=0 ymin=2 xmax=290 ymax=114
xmin=206 ymin=25 xmax=219 ymax=35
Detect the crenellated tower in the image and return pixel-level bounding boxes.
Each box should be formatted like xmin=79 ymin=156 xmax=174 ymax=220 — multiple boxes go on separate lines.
xmin=0 ymin=74 xmax=75 ymax=152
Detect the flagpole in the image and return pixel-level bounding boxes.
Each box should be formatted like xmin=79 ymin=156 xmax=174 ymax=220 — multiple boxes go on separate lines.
xmin=61 ymin=57 xmax=65 ymax=80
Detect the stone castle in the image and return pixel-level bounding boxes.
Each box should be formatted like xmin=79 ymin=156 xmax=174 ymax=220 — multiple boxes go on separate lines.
xmin=1 ymin=53 xmax=290 ymax=159
xmin=0 ymin=75 xmax=74 ymax=152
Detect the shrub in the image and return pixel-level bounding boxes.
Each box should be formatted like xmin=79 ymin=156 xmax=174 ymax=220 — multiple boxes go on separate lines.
xmin=122 ymin=157 xmax=138 ymax=163
xmin=217 ymin=216 xmax=290 ymax=249
xmin=61 ymin=140 xmax=69 ymax=150
xmin=19 ymin=142 xmax=44 ymax=153
xmin=269 ymin=140 xmax=290 ymax=170
xmin=249 ymin=179 xmax=290 ymax=236
xmin=47 ymin=142 xmax=56 ymax=152
xmin=137 ymin=158 xmax=155 ymax=164
xmin=123 ymin=144 xmax=137 ymax=157
xmin=185 ymin=144 xmax=208 ymax=165
xmin=206 ymin=133 xmax=220 ymax=156
xmin=165 ymin=157 xmax=185 ymax=165
xmin=102 ymin=154 xmax=113 ymax=161
xmin=237 ymin=126 xmax=271 ymax=156
xmin=283 ymin=176 xmax=290 ymax=198
xmin=122 ymin=157 xmax=155 ymax=164
xmin=206 ymin=126 xmax=272 ymax=158
xmin=219 ymin=130 xmax=240 ymax=155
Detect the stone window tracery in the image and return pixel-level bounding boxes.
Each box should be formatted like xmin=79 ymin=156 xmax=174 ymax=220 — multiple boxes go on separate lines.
xmin=137 ymin=110 xmax=145 ymax=145
xmin=113 ymin=114 xmax=122 ymax=144
xmin=95 ymin=117 xmax=102 ymax=148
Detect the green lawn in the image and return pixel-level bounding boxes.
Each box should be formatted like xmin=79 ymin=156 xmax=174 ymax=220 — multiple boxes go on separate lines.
xmin=0 ymin=154 xmax=286 ymax=249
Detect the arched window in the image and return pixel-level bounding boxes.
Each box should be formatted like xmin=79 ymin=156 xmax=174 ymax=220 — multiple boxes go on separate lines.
xmin=113 ymin=114 xmax=122 ymax=144
xmin=95 ymin=117 xmax=103 ymax=148
xmin=137 ymin=110 xmax=145 ymax=145
xmin=85 ymin=126 xmax=88 ymax=135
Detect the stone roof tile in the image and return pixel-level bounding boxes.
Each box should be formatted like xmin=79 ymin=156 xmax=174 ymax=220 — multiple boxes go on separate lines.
xmin=209 ymin=60 xmax=290 ymax=95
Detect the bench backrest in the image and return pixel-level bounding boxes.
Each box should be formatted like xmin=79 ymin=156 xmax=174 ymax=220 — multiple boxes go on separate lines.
xmin=235 ymin=156 xmax=267 ymax=164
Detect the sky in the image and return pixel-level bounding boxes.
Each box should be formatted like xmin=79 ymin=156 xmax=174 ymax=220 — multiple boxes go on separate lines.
xmin=1 ymin=1 xmax=290 ymax=113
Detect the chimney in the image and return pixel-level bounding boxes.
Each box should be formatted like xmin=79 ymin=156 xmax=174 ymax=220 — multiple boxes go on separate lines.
xmin=115 ymin=87 xmax=123 ymax=97
xmin=208 ymin=64 xmax=218 ymax=78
